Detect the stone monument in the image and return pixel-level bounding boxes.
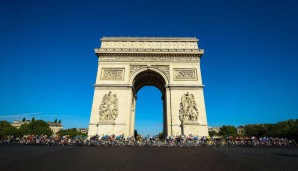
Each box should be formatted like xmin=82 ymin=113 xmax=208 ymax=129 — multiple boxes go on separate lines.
xmin=88 ymin=37 xmax=209 ymax=137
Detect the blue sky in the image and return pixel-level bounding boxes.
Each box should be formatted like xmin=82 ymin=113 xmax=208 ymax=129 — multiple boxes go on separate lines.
xmin=0 ymin=0 xmax=297 ymax=135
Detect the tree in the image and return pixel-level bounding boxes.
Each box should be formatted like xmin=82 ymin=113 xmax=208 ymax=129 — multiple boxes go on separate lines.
xmin=0 ymin=120 xmax=18 ymax=137
xmin=28 ymin=120 xmax=53 ymax=135
xmin=243 ymin=119 xmax=298 ymax=141
xmin=209 ymin=130 xmax=219 ymax=137
xmin=57 ymin=128 xmax=87 ymax=138
xmin=31 ymin=117 xmax=35 ymax=122
xmin=54 ymin=119 xmax=57 ymax=123
xmin=158 ymin=132 xmax=163 ymax=139
xmin=58 ymin=120 xmax=61 ymax=124
xmin=244 ymin=125 xmax=264 ymax=137
xmin=19 ymin=120 xmax=53 ymax=136
xmin=219 ymin=125 xmax=237 ymax=137
xmin=22 ymin=118 xmax=26 ymax=122
xmin=19 ymin=123 xmax=31 ymax=136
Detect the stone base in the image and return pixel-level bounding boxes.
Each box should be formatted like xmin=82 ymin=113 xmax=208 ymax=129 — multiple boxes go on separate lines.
xmin=88 ymin=122 xmax=126 ymax=137
xmin=182 ymin=121 xmax=198 ymax=136
xmin=181 ymin=121 xmax=209 ymax=136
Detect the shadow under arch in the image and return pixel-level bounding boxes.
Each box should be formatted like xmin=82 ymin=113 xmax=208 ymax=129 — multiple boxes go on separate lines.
xmin=130 ymin=68 xmax=169 ymax=137
xmin=129 ymin=67 xmax=169 ymax=91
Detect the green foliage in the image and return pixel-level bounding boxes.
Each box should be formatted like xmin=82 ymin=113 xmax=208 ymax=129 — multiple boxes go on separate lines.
xmin=219 ymin=125 xmax=237 ymax=137
xmin=244 ymin=125 xmax=265 ymax=137
xmin=0 ymin=120 xmax=18 ymax=137
xmin=19 ymin=120 xmax=53 ymax=136
xmin=54 ymin=119 xmax=57 ymax=123
xmin=0 ymin=120 xmax=12 ymax=129
xmin=22 ymin=118 xmax=26 ymax=122
xmin=58 ymin=120 xmax=61 ymax=124
xmin=1 ymin=120 xmax=53 ymax=137
xmin=57 ymin=128 xmax=87 ymax=138
xmin=244 ymin=119 xmax=298 ymax=141
xmin=158 ymin=132 xmax=163 ymax=139
xmin=31 ymin=117 xmax=35 ymax=122
xmin=209 ymin=130 xmax=219 ymax=137
xmin=19 ymin=123 xmax=30 ymax=135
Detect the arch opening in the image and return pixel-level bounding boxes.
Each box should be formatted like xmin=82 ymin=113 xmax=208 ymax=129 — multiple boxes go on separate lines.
xmin=131 ymin=69 xmax=168 ymax=137
xmin=135 ymin=86 xmax=163 ymax=136
xmin=132 ymin=70 xmax=166 ymax=96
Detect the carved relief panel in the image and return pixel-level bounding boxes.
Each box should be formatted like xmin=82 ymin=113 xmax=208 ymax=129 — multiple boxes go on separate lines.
xmin=100 ymin=68 xmax=125 ymax=80
xmin=99 ymin=91 xmax=118 ymax=121
xmin=174 ymin=68 xmax=197 ymax=81
xmin=179 ymin=92 xmax=199 ymax=122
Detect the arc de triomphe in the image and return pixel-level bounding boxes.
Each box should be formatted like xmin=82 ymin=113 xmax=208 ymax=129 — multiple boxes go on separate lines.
xmin=88 ymin=37 xmax=208 ymax=137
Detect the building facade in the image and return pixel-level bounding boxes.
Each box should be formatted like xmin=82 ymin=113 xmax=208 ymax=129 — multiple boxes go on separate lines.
xmin=11 ymin=120 xmax=31 ymax=129
xmin=48 ymin=122 xmax=63 ymax=134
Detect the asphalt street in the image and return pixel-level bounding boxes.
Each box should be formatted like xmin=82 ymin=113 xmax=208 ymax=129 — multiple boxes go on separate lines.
xmin=0 ymin=145 xmax=297 ymax=171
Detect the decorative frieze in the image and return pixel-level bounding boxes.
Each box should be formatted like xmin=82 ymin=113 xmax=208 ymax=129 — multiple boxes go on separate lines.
xmin=98 ymin=54 xmax=201 ymax=62
xmin=179 ymin=92 xmax=199 ymax=122
xmin=100 ymin=37 xmax=198 ymax=50
xmin=98 ymin=53 xmax=200 ymax=57
xmin=129 ymin=65 xmax=146 ymax=78
xmin=129 ymin=65 xmax=169 ymax=80
xmin=100 ymin=42 xmax=197 ymax=49
xmin=174 ymin=69 xmax=197 ymax=81
xmin=100 ymin=68 xmax=125 ymax=80
xmin=155 ymin=65 xmax=170 ymax=79
xmin=101 ymin=36 xmax=198 ymax=40
xmin=99 ymin=91 xmax=118 ymax=121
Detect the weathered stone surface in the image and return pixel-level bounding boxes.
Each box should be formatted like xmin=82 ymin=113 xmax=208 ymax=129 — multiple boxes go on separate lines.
xmin=99 ymin=91 xmax=118 ymax=121
xmin=88 ymin=37 xmax=208 ymax=137
xmin=179 ymin=92 xmax=199 ymax=122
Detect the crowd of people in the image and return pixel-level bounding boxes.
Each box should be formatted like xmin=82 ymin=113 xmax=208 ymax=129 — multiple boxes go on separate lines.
xmin=0 ymin=134 xmax=296 ymax=147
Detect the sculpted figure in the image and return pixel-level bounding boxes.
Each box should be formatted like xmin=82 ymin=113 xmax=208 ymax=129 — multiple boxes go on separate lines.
xmin=99 ymin=91 xmax=118 ymax=120
xmin=179 ymin=92 xmax=199 ymax=121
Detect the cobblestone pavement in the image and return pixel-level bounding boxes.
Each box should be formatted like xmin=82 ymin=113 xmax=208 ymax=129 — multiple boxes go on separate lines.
xmin=0 ymin=145 xmax=297 ymax=171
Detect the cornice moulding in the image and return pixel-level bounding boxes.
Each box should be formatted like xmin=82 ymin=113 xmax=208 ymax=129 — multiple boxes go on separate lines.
xmin=95 ymin=48 xmax=204 ymax=54
xmin=167 ymin=84 xmax=205 ymax=88
xmin=94 ymin=84 xmax=133 ymax=87
xmin=100 ymin=37 xmax=198 ymax=42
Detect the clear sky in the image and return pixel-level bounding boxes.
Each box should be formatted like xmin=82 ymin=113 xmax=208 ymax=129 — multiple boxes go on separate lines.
xmin=0 ymin=0 xmax=297 ymax=136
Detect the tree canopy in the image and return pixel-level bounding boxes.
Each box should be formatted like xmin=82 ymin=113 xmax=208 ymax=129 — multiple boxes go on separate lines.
xmin=0 ymin=120 xmax=53 ymax=137
xmin=208 ymin=130 xmax=219 ymax=137
xmin=19 ymin=120 xmax=53 ymax=136
xmin=57 ymin=128 xmax=87 ymax=138
xmin=244 ymin=119 xmax=298 ymax=140
xmin=0 ymin=120 xmax=18 ymax=137
xmin=219 ymin=125 xmax=237 ymax=137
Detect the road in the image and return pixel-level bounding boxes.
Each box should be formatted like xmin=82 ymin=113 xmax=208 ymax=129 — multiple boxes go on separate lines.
xmin=0 ymin=145 xmax=297 ymax=170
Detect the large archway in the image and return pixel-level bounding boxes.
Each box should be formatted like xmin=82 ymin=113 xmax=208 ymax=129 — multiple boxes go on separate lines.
xmin=88 ymin=37 xmax=209 ymax=137
xmin=131 ymin=69 xmax=168 ymax=137
xmin=135 ymin=86 xmax=163 ymax=136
